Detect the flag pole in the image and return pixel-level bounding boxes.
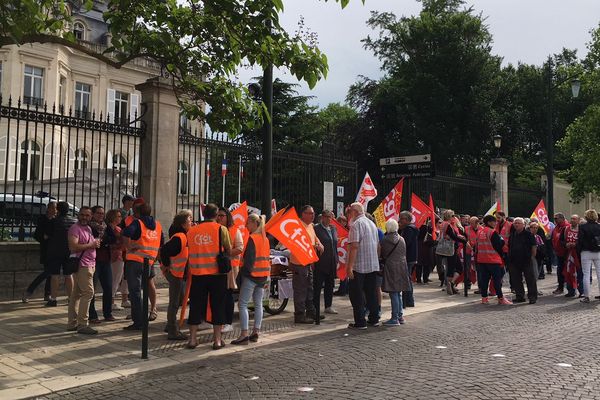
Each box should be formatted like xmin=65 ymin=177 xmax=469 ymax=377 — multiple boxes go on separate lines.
xmin=205 ymin=152 xmax=210 ymax=204
xmin=238 ymin=154 xmax=242 ymax=203
xmin=222 ymin=152 xmax=226 ymax=206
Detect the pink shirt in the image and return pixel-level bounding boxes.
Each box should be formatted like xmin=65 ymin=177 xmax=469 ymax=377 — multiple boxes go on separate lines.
xmin=68 ymin=223 xmax=96 ymax=267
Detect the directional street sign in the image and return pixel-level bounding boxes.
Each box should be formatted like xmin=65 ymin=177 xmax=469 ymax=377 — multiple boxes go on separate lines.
xmin=379 ymin=154 xmax=431 ymax=166
xmin=380 ymin=154 xmax=434 ymax=178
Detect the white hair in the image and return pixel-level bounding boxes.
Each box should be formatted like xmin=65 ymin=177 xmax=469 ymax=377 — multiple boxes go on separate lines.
xmin=513 ymin=217 xmax=525 ymax=224
xmin=385 ymin=219 xmax=399 ymax=233
xmin=350 ymin=202 xmax=364 ymax=215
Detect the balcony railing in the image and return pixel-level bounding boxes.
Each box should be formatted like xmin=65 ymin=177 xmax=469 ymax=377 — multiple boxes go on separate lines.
xmin=76 ymin=40 xmax=162 ymax=72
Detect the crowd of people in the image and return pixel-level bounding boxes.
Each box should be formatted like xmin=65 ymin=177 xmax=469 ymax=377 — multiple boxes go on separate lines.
xmin=23 ymin=195 xmax=600 ymax=349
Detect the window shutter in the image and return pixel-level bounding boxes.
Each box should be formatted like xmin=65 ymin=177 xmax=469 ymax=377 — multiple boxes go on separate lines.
xmin=130 ymin=93 xmax=139 ymax=126
xmin=106 ymin=88 xmax=115 ymax=123
xmin=106 ymin=150 xmax=113 ymax=169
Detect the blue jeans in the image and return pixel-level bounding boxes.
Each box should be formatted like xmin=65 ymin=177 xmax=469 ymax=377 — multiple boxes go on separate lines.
xmin=238 ymin=277 xmax=264 ymax=331
xmin=389 ymin=292 xmax=403 ymax=321
xmin=89 ymin=260 xmax=113 ymax=319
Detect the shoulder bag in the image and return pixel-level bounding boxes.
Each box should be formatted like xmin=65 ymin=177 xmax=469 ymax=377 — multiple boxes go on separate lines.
xmin=379 ymin=236 xmax=401 ymax=273
xmin=435 ymin=225 xmax=455 ymax=257
xmin=216 ymin=226 xmax=232 ymax=274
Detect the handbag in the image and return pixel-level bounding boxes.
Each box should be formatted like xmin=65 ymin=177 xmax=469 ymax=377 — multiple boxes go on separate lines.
xmin=435 ymin=225 xmax=455 ymax=257
xmin=216 ymin=226 xmax=232 ymax=274
xmin=65 ymin=249 xmax=88 ymax=275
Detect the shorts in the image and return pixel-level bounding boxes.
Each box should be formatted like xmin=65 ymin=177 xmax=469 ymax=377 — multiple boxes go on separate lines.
xmin=45 ymin=258 xmax=74 ymax=276
xmin=188 ymin=274 xmax=227 ymax=325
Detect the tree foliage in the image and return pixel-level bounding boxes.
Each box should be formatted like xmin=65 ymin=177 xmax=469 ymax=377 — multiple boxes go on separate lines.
xmin=0 ymin=0 xmax=359 ymax=135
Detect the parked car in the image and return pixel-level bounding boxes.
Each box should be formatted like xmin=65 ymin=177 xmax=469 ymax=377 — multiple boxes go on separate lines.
xmin=0 ymin=193 xmax=78 ymax=241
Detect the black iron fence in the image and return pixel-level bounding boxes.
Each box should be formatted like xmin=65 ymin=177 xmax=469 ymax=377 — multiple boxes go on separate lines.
xmin=0 ymin=96 xmax=144 ymax=240
xmin=177 ymin=131 xmax=358 ymax=221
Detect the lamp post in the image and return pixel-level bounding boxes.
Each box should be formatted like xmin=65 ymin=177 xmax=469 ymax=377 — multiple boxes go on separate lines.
xmin=544 ymin=61 xmax=581 ymax=218
xmin=493 ymin=134 xmax=502 ymax=158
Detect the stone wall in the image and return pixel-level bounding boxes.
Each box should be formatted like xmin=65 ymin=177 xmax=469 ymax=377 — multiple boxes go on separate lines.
xmin=0 ymin=242 xmax=43 ymax=301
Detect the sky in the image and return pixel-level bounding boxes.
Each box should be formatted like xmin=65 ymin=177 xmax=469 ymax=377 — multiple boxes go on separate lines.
xmin=237 ymin=0 xmax=600 ymax=107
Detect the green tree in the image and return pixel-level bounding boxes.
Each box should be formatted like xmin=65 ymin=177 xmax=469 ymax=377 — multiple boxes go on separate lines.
xmin=0 ymin=0 xmax=359 ymax=135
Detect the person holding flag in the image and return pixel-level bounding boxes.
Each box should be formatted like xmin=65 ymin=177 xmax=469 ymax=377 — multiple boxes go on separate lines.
xmin=551 ymin=213 xmax=568 ymax=295
xmin=561 ymin=214 xmax=581 ymax=298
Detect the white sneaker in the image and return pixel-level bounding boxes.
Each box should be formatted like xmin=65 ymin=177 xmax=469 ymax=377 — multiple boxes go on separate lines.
xmin=112 ymin=303 xmax=123 ymax=311
xmin=222 ymin=324 xmax=234 ymax=333
xmin=324 ymin=307 xmax=338 ymax=314
xmin=121 ymin=300 xmax=131 ymax=308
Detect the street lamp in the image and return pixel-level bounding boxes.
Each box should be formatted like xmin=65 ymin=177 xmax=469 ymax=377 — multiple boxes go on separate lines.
xmin=544 ymin=60 xmax=581 ymax=218
xmin=493 ymin=134 xmax=502 ymax=157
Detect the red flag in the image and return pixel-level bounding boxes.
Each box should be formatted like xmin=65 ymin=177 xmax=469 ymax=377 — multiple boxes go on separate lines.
xmin=330 ymin=218 xmax=349 ymax=280
xmin=410 ymin=193 xmax=432 ymax=228
xmin=265 ymin=207 xmax=319 ymax=265
xmin=355 ymin=172 xmax=378 ymax=208
xmin=530 ymin=199 xmax=552 ymax=234
xmin=231 ymin=201 xmax=248 ymax=227
xmin=429 ymin=194 xmax=436 ymax=240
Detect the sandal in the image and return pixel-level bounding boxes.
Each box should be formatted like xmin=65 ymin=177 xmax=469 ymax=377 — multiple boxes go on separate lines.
xmin=149 ymin=309 xmax=158 ymax=321
xmin=212 ymin=341 xmax=226 ymax=350
xmin=186 ymin=341 xmax=198 ymax=349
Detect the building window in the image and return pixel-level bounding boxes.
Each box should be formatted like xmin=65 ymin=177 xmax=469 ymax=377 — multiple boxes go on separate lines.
xmin=19 ymin=140 xmax=40 ymax=181
xmin=58 ymin=76 xmax=66 ymax=112
xmin=177 ymin=161 xmax=189 ymax=195
xmin=23 ymin=65 xmax=44 ymax=106
xmin=114 ymin=91 xmax=129 ymax=125
xmin=180 ymin=112 xmax=191 ymax=135
xmin=112 ymin=154 xmax=127 ymax=170
xmin=75 ymin=149 xmax=88 ymax=171
xmin=73 ymin=22 xmax=85 ymax=40
xmin=75 ymin=82 xmax=91 ymax=119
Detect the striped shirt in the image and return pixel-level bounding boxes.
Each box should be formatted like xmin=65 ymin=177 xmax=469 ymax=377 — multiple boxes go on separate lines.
xmin=348 ymin=214 xmax=380 ymax=274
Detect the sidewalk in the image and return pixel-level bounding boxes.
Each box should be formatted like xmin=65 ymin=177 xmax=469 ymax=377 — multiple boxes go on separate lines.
xmin=0 ymin=277 xmax=557 ymax=400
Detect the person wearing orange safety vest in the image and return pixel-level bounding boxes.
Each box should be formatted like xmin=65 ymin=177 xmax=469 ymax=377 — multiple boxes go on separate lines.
xmin=121 ymin=202 xmax=164 ymax=330
xmin=217 ymin=207 xmax=245 ymax=334
xmin=159 ymin=210 xmax=193 ymax=341
xmin=231 ymin=213 xmax=270 ymax=345
xmin=464 ymin=216 xmax=480 ymax=287
xmin=494 ymin=211 xmax=513 ymax=259
xmin=475 ymin=215 xmax=512 ymax=305
xmin=185 ymin=203 xmax=231 ymax=350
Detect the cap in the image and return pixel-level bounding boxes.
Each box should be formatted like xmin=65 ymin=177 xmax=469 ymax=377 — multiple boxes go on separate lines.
xmin=122 ymin=194 xmax=135 ymax=202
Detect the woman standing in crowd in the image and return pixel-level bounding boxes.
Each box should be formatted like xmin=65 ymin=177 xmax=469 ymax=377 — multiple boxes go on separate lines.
xmin=159 ymin=209 xmax=193 ymax=340
xmin=231 ymin=214 xmax=270 ymax=345
xmin=577 ymin=209 xmax=600 ymax=303
xmin=439 ymin=210 xmax=467 ymax=295
xmin=217 ymin=207 xmax=245 ymax=333
xmin=476 ymin=215 xmax=512 ymax=305
xmin=23 ymin=201 xmax=57 ymax=303
xmin=333 ymin=214 xmax=349 ymax=296
xmin=381 ymin=219 xmax=411 ymax=326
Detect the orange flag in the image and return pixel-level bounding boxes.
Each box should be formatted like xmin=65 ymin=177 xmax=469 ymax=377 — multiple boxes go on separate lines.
xmin=264 ymin=205 xmax=290 ymax=232
xmin=179 ymin=268 xmax=192 ymax=328
xmin=531 ymin=199 xmax=552 ymax=234
xmin=330 ymin=218 xmax=349 ymax=280
xmin=410 ymin=193 xmax=432 ymax=228
xmin=231 ymin=201 xmax=249 ymax=244
xmin=265 ymin=207 xmax=319 ymax=265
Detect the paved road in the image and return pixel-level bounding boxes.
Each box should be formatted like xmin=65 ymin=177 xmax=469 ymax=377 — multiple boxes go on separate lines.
xmin=37 ymin=294 xmax=600 ymax=400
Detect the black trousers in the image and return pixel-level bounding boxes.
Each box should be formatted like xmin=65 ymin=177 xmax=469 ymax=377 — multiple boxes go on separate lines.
xmin=509 ymin=261 xmax=538 ymax=301
xmin=415 ymin=264 xmax=431 ymax=283
xmin=348 ymin=271 xmax=379 ymax=327
xmin=313 ymin=269 xmax=335 ymax=312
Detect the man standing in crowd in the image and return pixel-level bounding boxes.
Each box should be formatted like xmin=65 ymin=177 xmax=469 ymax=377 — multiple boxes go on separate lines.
xmin=313 ymin=209 xmax=339 ymax=316
xmin=398 ymin=211 xmax=418 ymax=307
xmin=45 ymin=201 xmax=77 ymax=307
xmin=465 ymin=216 xmax=480 ymax=292
xmin=88 ymin=206 xmax=115 ymax=323
xmin=290 ymin=205 xmax=324 ymax=324
xmin=186 ymin=203 xmax=231 ymax=350
xmin=508 ymin=217 xmax=538 ymax=304
xmin=552 ymin=213 xmax=568 ymax=295
xmin=346 ymin=202 xmax=380 ymax=329
xmin=67 ymin=207 xmax=101 ymax=335
xmin=121 ymin=203 xmax=164 ymax=331
xmin=120 ymin=195 xmax=135 ymax=219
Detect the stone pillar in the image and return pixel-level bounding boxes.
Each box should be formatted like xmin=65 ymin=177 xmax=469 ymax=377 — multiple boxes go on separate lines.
xmin=135 ymin=77 xmax=179 ymax=228
xmin=490 ymin=158 xmax=509 ymax=215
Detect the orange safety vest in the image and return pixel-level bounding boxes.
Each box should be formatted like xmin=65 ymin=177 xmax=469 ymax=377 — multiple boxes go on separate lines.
xmin=169 ymin=232 xmax=188 ymax=278
xmin=126 ymin=220 xmax=162 ymax=263
xmin=476 ymin=226 xmax=503 ymax=265
xmin=187 ymin=221 xmax=221 ymax=276
xmin=228 ymin=225 xmax=241 ymax=268
xmin=124 ymin=215 xmax=136 ymax=227
xmin=249 ymin=233 xmax=271 ymax=278
xmin=465 ymin=226 xmax=479 ymax=256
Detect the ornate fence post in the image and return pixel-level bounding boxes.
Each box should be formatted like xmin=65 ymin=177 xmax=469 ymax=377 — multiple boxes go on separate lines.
xmin=135 ymin=77 xmax=179 ymax=226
